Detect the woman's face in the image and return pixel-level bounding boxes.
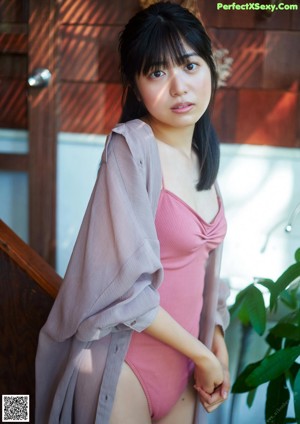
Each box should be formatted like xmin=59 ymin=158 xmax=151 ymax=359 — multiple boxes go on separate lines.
xmin=135 ymin=43 xmax=212 ymax=132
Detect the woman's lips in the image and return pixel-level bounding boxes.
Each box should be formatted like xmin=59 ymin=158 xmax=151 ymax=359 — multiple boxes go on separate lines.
xmin=171 ymin=102 xmax=194 ymax=113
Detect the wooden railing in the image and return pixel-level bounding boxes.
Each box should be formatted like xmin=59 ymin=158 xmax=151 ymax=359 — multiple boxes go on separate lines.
xmin=0 ymin=219 xmax=61 ymax=422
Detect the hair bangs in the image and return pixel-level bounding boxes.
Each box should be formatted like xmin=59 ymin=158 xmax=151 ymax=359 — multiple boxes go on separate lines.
xmin=139 ymin=23 xmax=192 ymax=76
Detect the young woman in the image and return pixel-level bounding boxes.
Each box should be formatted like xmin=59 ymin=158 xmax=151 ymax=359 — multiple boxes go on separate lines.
xmin=35 ymin=3 xmax=230 ymax=424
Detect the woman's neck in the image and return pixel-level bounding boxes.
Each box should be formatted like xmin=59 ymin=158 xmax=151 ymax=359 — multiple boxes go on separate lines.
xmin=144 ymin=116 xmax=195 ymax=159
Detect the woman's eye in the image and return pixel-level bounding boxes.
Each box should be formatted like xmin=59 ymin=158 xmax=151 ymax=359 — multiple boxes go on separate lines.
xmin=185 ymin=62 xmax=198 ymax=71
xmin=149 ymin=70 xmax=164 ymax=79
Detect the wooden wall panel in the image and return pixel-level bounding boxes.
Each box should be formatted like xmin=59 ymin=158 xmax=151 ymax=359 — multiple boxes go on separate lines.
xmin=0 ymin=153 xmax=28 ymax=171
xmin=236 ymin=90 xmax=298 ymax=147
xmin=263 ymin=31 xmax=300 ymax=90
xmin=60 ymin=82 xmax=122 ymax=134
xmin=210 ymin=28 xmax=299 ymax=91
xmin=0 ymin=54 xmax=27 ymax=78
xmin=291 ymin=7 xmax=300 ymax=30
xmin=0 ymin=2 xmax=28 ymax=130
xmin=202 ymin=4 xmax=257 ymax=29
xmin=28 ymin=0 xmax=58 ymax=266
xmin=0 ymin=80 xmax=27 ymax=128
xmin=60 ymin=0 xmax=140 ymax=25
xmin=0 ymin=31 xmax=27 ymax=53
xmin=0 ymin=0 xmax=28 ymax=23
xmin=204 ymin=1 xmax=300 ymax=147
xmin=255 ymin=8 xmax=294 ymax=30
xmin=214 ymin=88 xmax=299 ymax=146
xmin=58 ymin=0 xmax=141 ymax=135
xmin=60 ymin=25 xmax=120 ymax=83
xmin=213 ymin=89 xmax=238 ymax=143
xmin=210 ymin=28 xmax=265 ymax=89
xmin=58 ymin=0 xmax=300 ymax=147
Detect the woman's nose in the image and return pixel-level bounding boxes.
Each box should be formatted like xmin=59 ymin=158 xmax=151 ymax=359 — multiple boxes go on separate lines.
xmin=169 ymin=70 xmax=187 ymax=96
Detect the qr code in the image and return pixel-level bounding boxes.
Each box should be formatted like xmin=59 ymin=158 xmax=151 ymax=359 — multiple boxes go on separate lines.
xmin=2 ymin=395 xmax=29 ymax=422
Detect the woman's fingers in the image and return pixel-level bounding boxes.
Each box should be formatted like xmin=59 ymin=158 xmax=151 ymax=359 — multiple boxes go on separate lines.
xmin=196 ymin=386 xmax=223 ymax=403
xmin=220 ymin=366 xmax=230 ymax=399
xmin=193 ymin=365 xmax=223 ymax=395
xmin=193 ymin=385 xmax=211 ymax=403
xmin=194 ymin=385 xmax=228 ymax=413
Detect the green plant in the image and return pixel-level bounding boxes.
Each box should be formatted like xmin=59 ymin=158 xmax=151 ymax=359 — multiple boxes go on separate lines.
xmin=230 ymin=248 xmax=300 ymax=424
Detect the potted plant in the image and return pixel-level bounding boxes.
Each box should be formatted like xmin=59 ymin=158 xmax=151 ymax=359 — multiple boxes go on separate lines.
xmin=230 ymin=247 xmax=300 ymax=424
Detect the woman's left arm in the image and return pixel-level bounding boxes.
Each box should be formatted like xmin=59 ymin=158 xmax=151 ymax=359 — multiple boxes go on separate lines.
xmin=211 ymin=325 xmax=230 ymax=397
xmin=195 ymin=325 xmax=231 ymax=412
xmin=195 ymin=238 xmax=231 ymax=411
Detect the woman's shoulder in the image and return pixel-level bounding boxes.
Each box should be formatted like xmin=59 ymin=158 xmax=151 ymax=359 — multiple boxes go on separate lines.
xmin=105 ymin=119 xmax=158 ymax=161
xmin=102 ymin=119 xmax=162 ymax=200
xmin=113 ymin=118 xmax=154 ymax=144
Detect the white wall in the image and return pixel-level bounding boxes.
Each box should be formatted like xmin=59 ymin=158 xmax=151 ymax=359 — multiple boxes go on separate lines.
xmin=56 ymin=132 xmax=106 ymax=275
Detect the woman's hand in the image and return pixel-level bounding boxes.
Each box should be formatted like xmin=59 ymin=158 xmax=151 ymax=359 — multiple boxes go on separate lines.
xmin=193 ymin=349 xmax=223 ymax=393
xmin=144 ymin=308 xmax=230 ymax=412
xmin=194 ymin=326 xmax=230 ymax=413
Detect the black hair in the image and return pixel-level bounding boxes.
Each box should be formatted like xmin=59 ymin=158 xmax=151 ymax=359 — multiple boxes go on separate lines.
xmin=118 ymin=1 xmax=219 ymax=190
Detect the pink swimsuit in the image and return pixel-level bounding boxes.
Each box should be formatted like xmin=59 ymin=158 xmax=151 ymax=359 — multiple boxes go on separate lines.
xmin=125 ymin=186 xmax=227 ymax=420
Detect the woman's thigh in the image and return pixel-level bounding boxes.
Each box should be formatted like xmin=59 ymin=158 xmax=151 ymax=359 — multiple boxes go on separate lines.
xmin=110 ymin=362 xmax=152 ymax=424
xmin=153 ymin=379 xmax=196 ymax=424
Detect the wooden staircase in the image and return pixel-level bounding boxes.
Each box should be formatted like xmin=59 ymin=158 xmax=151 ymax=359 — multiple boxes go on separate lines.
xmin=0 ymin=219 xmax=61 ymax=422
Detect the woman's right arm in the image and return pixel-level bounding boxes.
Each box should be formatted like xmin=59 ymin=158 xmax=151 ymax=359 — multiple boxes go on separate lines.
xmin=144 ymin=306 xmax=224 ymax=395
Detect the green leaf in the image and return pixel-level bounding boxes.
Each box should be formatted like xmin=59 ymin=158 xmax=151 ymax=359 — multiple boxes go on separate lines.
xmin=229 ymin=287 xmax=249 ymax=319
xmin=231 ymin=360 xmax=263 ymax=393
xmin=246 ymin=388 xmax=257 ymax=407
xmin=280 ymin=289 xmax=298 ymax=309
xmin=256 ymin=278 xmax=275 ymax=294
xmin=233 ymin=285 xmax=266 ymax=334
xmin=245 ymin=346 xmax=300 ymax=388
xmin=265 ymin=374 xmax=289 ymax=424
xmin=294 ymin=369 xmax=300 ymax=424
xmin=238 ymin=304 xmax=250 ymax=326
xmin=270 ymin=263 xmax=300 ymax=310
xmin=243 ymin=285 xmax=266 ymax=335
xmin=284 ymin=339 xmax=299 ymax=349
xmin=295 ymin=248 xmax=300 ymax=263
xmin=288 ymin=363 xmax=300 ymax=387
xmin=279 ymin=310 xmax=300 ymax=326
xmin=231 ymin=360 xmax=262 ymax=393
xmin=265 ymin=331 xmax=282 ymax=350
xmin=269 ymin=323 xmax=300 ymax=341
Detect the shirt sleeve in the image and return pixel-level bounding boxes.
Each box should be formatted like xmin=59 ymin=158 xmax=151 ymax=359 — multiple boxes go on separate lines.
xmin=214 ymin=277 xmax=230 ymax=332
xmin=44 ymin=131 xmax=163 ymax=343
xmin=213 ymin=182 xmax=230 ymax=332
